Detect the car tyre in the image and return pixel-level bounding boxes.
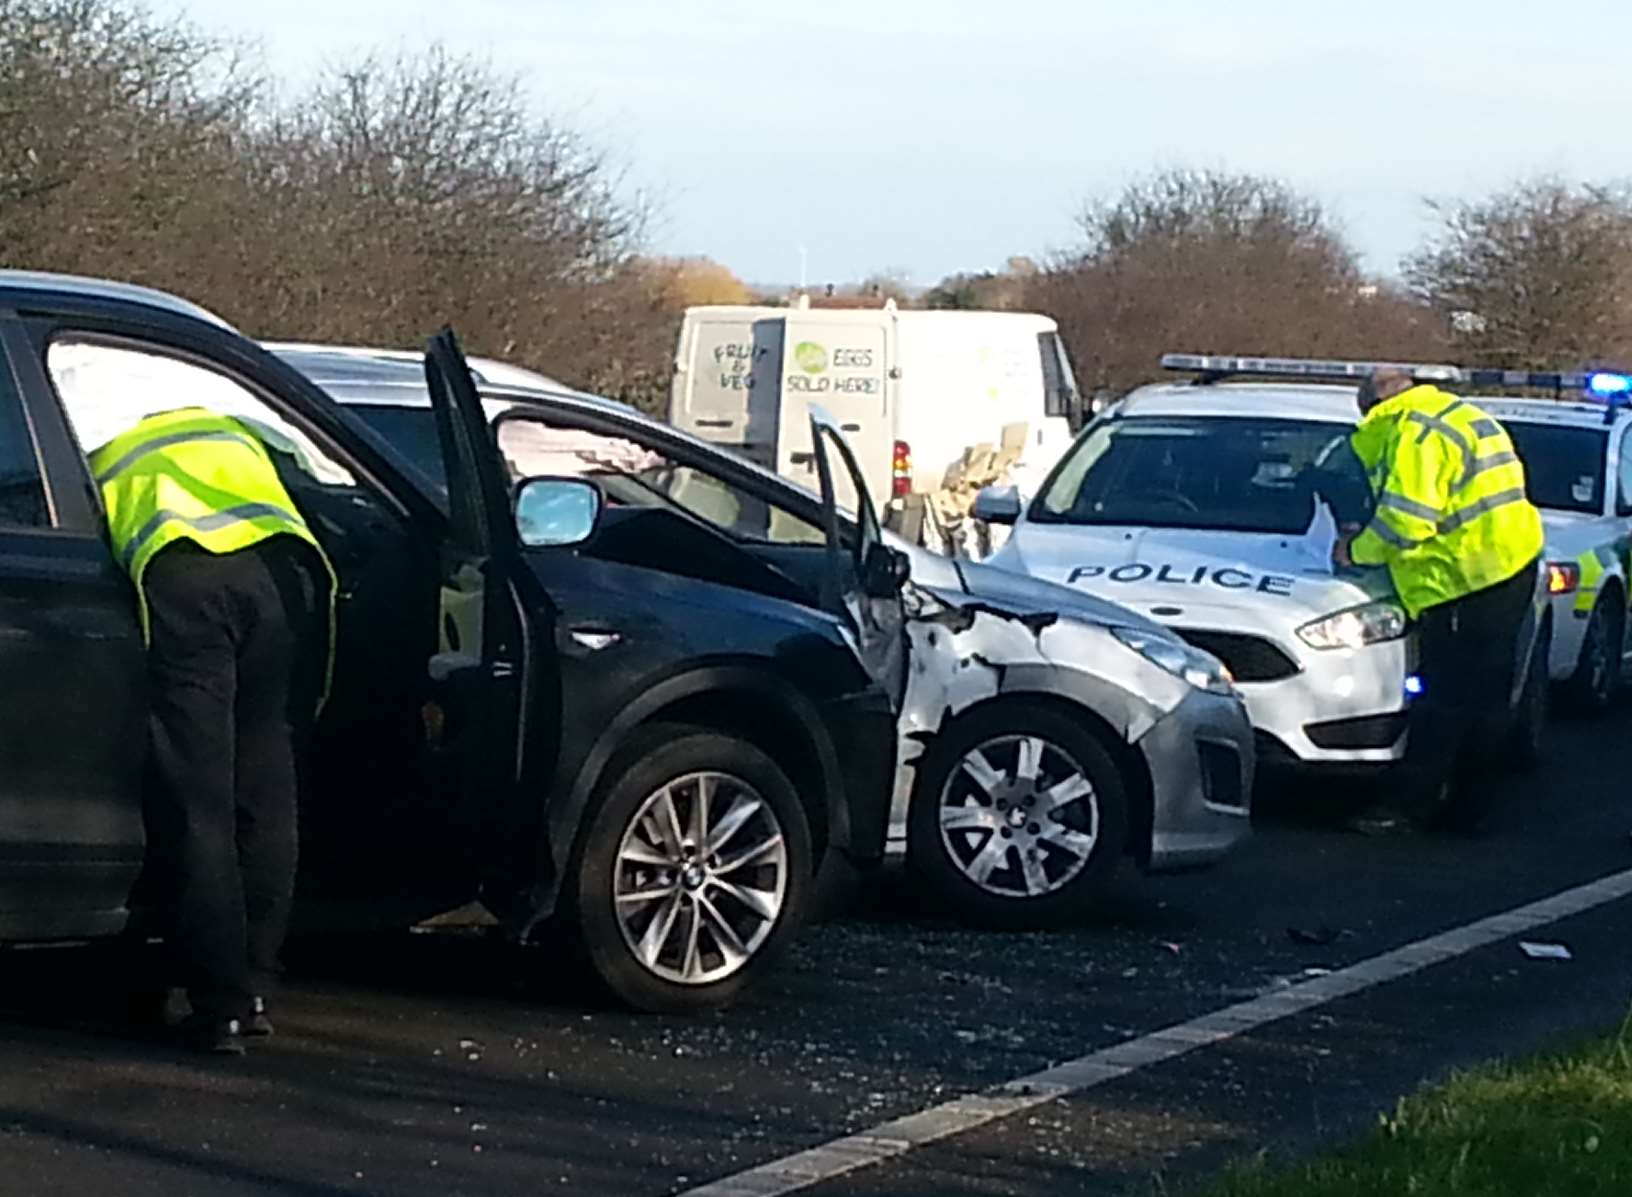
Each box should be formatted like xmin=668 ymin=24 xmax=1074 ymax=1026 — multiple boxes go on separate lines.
xmin=907 ymin=703 xmax=1128 ymax=930
xmin=1564 ymin=595 xmax=1622 ymax=715
xmin=569 ymin=724 xmax=812 ymax=1013
xmin=1506 ymin=620 xmax=1550 ymax=774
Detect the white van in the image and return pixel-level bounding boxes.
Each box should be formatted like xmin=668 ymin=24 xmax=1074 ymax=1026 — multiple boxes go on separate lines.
xmin=670 ymin=303 xmax=1081 ymax=536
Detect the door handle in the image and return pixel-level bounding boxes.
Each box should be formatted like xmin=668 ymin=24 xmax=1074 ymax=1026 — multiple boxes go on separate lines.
xmin=789 ymin=452 xmax=814 ymax=466
xmin=564 ymin=625 xmax=622 ymax=652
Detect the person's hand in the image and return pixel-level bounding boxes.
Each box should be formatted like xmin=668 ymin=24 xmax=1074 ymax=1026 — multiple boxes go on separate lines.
xmin=1333 ymin=535 xmax=1353 ymax=569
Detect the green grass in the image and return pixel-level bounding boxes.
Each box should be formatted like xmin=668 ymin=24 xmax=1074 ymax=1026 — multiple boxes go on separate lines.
xmin=1205 ymin=1014 xmax=1632 ymax=1196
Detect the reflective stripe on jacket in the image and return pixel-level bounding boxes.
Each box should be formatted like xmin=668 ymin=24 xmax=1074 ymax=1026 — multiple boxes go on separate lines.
xmin=1349 ymin=384 xmax=1544 ymax=617
xmin=89 ymin=407 xmax=332 ymax=640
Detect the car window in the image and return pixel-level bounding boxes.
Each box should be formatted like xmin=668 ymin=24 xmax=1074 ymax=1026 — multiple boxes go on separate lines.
xmin=495 ymin=416 xmax=825 ymax=545
xmin=1035 ymin=415 xmax=1371 ymax=534
xmin=47 ymin=338 xmax=358 ymax=490
xmin=0 ymin=354 xmax=49 ymax=528
xmin=1501 ymin=421 xmax=1605 ymax=515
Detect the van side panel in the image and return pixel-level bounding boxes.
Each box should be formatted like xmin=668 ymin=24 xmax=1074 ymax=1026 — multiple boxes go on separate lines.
xmin=893 ymin=313 xmax=1051 ymax=495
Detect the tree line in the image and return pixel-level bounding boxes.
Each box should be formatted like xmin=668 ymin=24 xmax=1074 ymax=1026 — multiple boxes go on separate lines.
xmin=4 ymin=0 xmax=1629 ymax=417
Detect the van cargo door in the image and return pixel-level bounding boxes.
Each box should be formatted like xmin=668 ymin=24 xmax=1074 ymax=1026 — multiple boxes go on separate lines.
xmin=776 ymin=319 xmax=891 ymax=506
xmin=672 ymin=315 xmax=783 ymax=470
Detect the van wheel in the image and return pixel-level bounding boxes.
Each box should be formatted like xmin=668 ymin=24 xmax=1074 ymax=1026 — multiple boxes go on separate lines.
xmin=570 ymin=725 xmax=811 ymax=1013
xmin=1565 ymin=596 xmax=1622 ymax=714
xmin=907 ymin=703 xmax=1128 ymax=929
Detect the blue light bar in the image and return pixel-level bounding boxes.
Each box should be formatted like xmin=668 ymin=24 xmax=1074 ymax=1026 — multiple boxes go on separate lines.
xmin=1588 ymin=372 xmax=1632 ymax=397
xmin=1161 ymin=354 xmax=1461 ymax=384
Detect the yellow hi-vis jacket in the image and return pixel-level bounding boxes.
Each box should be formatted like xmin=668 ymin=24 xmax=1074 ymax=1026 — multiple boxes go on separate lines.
xmin=1349 ymin=384 xmax=1544 ymax=617
xmin=89 ymin=407 xmax=331 ymax=640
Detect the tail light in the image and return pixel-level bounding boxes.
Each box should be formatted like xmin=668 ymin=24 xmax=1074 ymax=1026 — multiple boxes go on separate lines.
xmin=1545 ymin=561 xmax=1579 ymax=595
xmin=891 ymin=440 xmax=913 ymax=497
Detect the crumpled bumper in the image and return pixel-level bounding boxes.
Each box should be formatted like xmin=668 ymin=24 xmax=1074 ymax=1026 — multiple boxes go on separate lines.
xmin=1139 ymin=687 xmax=1254 ymax=872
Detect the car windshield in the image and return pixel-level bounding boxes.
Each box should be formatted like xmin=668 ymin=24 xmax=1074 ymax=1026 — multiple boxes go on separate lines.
xmin=1500 ymin=421 xmax=1605 ymax=515
xmin=1034 ymin=415 xmax=1372 ymax=534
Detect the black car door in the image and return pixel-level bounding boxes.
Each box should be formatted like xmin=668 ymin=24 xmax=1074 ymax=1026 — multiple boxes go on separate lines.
xmin=807 ymin=405 xmax=909 ymax=705
xmin=0 ymin=324 xmax=146 ymax=936
xmin=422 ymin=329 xmax=556 ymax=873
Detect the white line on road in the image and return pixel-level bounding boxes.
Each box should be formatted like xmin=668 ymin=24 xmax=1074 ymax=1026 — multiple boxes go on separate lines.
xmin=680 ymin=865 xmax=1632 ymax=1197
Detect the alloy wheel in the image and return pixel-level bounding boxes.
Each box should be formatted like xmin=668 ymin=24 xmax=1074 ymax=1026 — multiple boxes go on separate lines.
xmin=613 ymin=771 xmax=788 ymax=986
xmin=937 ymin=734 xmax=1099 ymax=899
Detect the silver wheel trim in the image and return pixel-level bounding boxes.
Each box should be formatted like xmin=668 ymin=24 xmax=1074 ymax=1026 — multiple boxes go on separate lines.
xmin=613 ymin=771 xmax=788 ymax=986
xmin=937 ymin=733 xmax=1099 ymax=899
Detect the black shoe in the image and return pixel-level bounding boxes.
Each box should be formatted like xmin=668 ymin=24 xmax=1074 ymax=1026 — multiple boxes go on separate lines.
xmin=245 ymin=996 xmax=274 ymax=1038
xmin=180 ymin=1014 xmax=246 ymax=1056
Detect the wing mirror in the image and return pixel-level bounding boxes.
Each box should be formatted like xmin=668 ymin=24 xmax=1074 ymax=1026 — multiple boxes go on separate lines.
xmin=514 ymin=477 xmax=602 ymax=547
xmin=863 ymin=542 xmax=911 ymax=598
xmin=972 ymin=484 xmax=1023 ymax=525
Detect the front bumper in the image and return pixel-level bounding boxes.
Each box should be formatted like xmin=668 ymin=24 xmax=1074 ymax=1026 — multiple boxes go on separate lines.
xmin=1240 ymin=636 xmax=1413 ymax=765
xmin=822 ymin=687 xmax=900 ymax=867
xmin=1141 ymin=687 xmax=1254 ymax=872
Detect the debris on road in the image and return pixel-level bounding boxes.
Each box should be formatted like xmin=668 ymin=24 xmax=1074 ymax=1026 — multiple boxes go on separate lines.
xmin=1518 ymin=941 xmax=1573 ymax=960
xmin=1287 ymin=925 xmax=1342 ymax=946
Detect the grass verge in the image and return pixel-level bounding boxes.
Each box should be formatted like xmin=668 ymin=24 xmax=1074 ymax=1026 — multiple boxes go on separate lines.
xmin=1205 ymin=1013 xmax=1632 ymax=1195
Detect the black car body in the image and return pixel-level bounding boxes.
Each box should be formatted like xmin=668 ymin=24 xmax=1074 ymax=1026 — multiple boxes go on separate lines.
xmin=0 ymin=272 xmax=900 ymax=1010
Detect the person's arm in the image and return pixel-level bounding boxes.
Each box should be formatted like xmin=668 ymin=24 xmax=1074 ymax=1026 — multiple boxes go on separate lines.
xmin=1349 ymin=422 xmax=1457 ymax=566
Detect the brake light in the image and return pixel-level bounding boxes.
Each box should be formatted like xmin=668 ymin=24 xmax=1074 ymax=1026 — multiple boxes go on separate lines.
xmin=1546 ymin=561 xmax=1579 ymax=595
xmin=892 ymin=439 xmax=913 ymax=497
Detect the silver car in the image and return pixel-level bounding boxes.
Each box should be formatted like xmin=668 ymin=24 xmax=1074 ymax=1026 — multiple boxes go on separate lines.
xmin=277 ymin=345 xmax=1255 ymax=927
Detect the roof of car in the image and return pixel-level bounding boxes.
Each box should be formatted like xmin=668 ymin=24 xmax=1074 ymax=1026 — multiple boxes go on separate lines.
xmin=1114 ymin=381 xmax=1361 ymax=423
xmin=262 ymin=341 xmax=569 ymax=392
xmin=1477 ymin=396 xmax=1625 ymax=430
xmin=0 ymin=269 xmax=235 ymax=330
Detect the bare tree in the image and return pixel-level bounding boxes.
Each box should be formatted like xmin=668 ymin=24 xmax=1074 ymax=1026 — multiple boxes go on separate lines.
xmin=1407 ymin=179 xmax=1632 ymax=368
xmin=1028 ymin=168 xmax=1446 ymax=396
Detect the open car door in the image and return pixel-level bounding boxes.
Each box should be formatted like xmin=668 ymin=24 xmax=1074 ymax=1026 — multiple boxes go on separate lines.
xmin=808 ymin=404 xmax=909 ymax=705
xmin=423 ymin=328 xmax=540 ymax=847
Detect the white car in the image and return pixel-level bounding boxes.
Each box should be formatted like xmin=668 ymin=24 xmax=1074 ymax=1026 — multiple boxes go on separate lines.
xmin=1479 ymin=384 xmax=1632 ymax=711
xmin=977 ymin=355 xmax=1551 ymax=775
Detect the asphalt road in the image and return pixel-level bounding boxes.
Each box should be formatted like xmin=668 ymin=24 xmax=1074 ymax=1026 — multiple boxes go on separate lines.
xmin=2 ymin=706 xmax=1629 ymax=1197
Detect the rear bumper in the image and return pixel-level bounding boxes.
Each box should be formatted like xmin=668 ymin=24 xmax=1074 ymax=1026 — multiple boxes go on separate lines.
xmin=1140 ymin=688 xmax=1254 ymax=872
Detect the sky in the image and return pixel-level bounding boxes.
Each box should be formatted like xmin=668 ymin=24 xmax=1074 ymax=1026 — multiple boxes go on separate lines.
xmin=168 ymin=0 xmax=1632 ymax=288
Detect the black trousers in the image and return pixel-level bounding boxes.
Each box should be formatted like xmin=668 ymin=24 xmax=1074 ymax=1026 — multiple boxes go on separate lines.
xmin=1401 ymin=559 xmax=1539 ymax=812
xmin=142 ymin=535 xmax=326 ymax=1021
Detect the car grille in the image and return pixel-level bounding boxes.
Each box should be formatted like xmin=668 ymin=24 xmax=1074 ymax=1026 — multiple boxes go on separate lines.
xmin=1304 ymin=713 xmax=1409 ymax=750
xmin=1176 ymin=630 xmax=1300 ymax=683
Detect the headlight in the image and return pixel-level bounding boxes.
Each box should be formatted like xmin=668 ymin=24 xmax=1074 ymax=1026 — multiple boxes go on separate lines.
xmin=1295 ymin=600 xmax=1407 ymax=651
xmin=1111 ymin=626 xmax=1235 ymax=695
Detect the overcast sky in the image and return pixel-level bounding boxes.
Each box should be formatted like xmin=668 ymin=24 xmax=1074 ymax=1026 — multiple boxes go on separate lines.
xmin=168 ymin=0 xmax=1629 ymax=287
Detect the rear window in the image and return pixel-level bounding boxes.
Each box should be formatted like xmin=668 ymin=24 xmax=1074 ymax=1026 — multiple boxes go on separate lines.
xmin=1501 ymin=421 xmax=1606 ymax=515
xmin=348 ymin=404 xmax=448 ymax=493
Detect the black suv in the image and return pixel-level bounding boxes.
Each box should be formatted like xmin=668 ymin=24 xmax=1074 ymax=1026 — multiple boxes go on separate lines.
xmin=0 ymin=272 xmax=902 ymax=1011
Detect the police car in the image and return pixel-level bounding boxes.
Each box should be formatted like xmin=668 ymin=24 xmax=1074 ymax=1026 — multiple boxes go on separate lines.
xmin=975 ymin=355 xmax=1551 ymax=773
xmin=1474 ymin=370 xmax=1632 ymax=712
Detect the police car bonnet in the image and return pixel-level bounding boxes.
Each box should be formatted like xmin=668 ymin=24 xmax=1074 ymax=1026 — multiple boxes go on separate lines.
xmin=1007 ymin=525 xmax=1391 ymax=618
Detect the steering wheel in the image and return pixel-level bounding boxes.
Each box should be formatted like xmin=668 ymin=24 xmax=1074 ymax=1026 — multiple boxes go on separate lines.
xmin=1125 ymin=487 xmax=1200 ymax=514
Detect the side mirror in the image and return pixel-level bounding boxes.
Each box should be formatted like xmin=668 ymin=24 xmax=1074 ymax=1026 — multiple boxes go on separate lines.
xmin=514 ymin=477 xmax=602 ymax=547
xmin=863 ymin=542 xmax=910 ymax=598
xmin=972 ymin=484 xmax=1023 ymax=525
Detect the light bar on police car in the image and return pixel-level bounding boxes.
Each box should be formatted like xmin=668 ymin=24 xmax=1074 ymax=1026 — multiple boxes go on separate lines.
xmin=1160 ymin=354 xmax=1462 ymax=384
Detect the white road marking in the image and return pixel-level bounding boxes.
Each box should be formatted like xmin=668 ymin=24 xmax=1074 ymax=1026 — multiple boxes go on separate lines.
xmin=680 ymin=865 xmax=1632 ymax=1197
